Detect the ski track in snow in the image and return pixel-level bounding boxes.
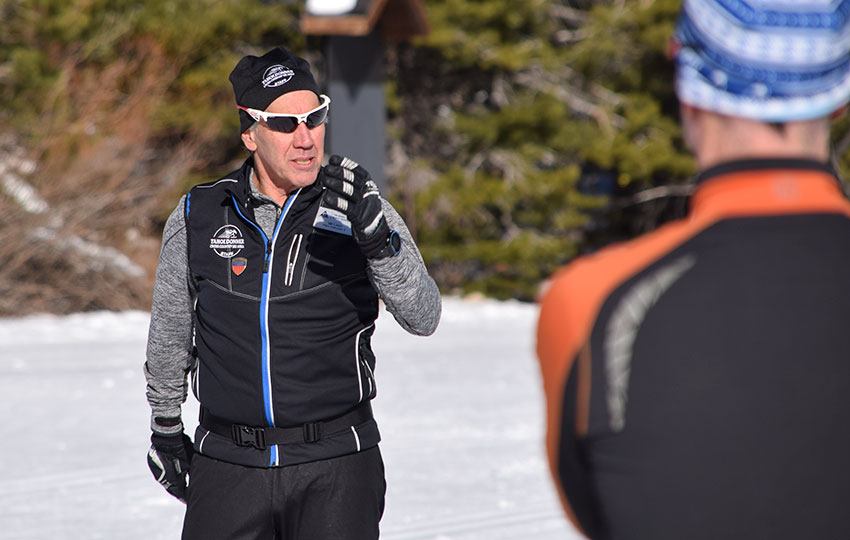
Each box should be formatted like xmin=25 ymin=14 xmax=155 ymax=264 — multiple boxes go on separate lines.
xmin=0 ymin=298 xmax=584 ymax=540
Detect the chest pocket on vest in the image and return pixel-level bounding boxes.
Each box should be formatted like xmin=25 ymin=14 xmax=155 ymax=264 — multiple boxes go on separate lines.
xmin=302 ymin=228 xmax=366 ymax=289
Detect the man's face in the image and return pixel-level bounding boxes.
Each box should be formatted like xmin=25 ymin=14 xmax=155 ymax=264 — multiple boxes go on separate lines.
xmin=241 ymin=90 xmax=325 ymax=194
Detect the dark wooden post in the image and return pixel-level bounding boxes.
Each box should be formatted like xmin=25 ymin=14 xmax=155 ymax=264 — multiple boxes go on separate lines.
xmin=325 ymin=31 xmax=386 ymax=188
xmin=301 ymin=0 xmax=428 ymax=190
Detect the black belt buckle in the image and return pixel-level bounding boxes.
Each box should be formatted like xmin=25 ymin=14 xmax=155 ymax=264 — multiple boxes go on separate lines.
xmin=232 ymin=424 xmax=266 ymax=450
xmin=303 ymin=422 xmax=320 ymax=443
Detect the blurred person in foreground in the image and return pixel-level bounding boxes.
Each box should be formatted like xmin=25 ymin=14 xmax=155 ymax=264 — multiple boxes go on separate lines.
xmin=143 ymin=47 xmax=440 ymax=539
xmin=537 ymin=1 xmax=850 ymax=538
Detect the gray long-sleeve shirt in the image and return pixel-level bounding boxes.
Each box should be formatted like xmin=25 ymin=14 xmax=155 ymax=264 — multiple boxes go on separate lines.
xmin=145 ymin=175 xmax=441 ymax=434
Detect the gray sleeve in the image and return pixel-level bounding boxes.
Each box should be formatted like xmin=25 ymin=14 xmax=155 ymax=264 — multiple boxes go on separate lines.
xmin=366 ymin=199 xmax=441 ymax=336
xmin=144 ymin=196 xmax=195 ymax=435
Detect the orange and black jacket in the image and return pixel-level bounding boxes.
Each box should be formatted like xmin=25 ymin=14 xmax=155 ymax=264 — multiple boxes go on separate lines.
xmin=537 ymin=159 xmax=850 ymax=540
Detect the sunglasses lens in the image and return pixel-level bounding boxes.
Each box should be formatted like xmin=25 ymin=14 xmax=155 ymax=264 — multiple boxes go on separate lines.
xmin=305 ymin=105 xmax=329 ymax=128
xmin=266 ymin=116 xmax=299 ymax=133
xmin=262 ymin=102 xmax=328 ymax=133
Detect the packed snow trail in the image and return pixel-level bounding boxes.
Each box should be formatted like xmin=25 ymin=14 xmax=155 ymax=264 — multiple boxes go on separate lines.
xmin=0 ymin=299 xmax=583 ymax=540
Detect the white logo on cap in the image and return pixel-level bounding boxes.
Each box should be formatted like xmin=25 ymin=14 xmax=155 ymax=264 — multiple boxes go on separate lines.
xmin=262 ymin=65 xmax=295 ymax=88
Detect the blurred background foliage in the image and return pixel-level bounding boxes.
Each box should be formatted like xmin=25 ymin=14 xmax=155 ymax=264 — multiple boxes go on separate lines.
xmin=2 ymin=0 xmax=849 ymax=314
xmin=394 ymin=0 xmax=695 ymax=299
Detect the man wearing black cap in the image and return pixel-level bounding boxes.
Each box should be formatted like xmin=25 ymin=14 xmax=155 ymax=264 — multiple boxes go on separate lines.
xmin=144 ymin=47 xmax=441 ymax=539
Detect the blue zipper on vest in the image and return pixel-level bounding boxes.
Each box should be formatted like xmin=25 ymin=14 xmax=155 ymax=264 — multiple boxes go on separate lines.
xmin=230 ymin=189 xmax=300 ymax=467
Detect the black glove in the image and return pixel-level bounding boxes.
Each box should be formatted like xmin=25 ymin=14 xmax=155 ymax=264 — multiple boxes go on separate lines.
xmin=147 ymin=432 xmax=194 ymax=503
xmin=320 ymin=155 xmax=395 ymax=259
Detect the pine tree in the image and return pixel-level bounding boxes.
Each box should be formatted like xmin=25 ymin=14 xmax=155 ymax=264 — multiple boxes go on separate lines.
xmin=0 ymin=0 xmax=306 ymax=314
xmin=388 ymin=0 xmax=694 ymax=300
xmin=5 ymin=0 xmax=850 ymax=311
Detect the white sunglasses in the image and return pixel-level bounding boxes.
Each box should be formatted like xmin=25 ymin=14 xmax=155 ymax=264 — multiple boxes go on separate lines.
xmin=237 ymin=94 xmax=330 ymax=133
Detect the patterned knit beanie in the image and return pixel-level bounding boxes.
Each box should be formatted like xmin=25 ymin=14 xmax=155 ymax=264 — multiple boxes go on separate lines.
xmin=673 ymin=0 xmax=850 ymax=121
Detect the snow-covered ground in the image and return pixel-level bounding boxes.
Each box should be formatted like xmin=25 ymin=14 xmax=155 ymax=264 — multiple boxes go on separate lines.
xmin=0 ymin=297 xmax=584 ymax=540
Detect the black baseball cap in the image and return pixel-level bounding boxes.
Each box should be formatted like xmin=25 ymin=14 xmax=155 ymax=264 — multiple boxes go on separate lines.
xmin=229 ymin=47 xmax=321 ymax=133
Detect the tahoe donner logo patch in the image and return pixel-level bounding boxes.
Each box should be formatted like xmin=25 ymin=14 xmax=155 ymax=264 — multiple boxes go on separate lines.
xmin=210 ymin=225 xmax=245 ymax=258
xmin=262 ymin=65 xmax=294 ymax=88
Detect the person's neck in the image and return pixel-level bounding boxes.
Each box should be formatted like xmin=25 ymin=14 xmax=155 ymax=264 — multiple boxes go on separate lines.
xmin=251 ymin=167 xmax=291 ymax=207
xmin=685 ymin=108 xmax=831 ymax=170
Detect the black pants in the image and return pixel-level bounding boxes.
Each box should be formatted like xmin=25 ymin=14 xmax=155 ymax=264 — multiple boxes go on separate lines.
xmin=182 ymin=446 xmax=386 ymax=540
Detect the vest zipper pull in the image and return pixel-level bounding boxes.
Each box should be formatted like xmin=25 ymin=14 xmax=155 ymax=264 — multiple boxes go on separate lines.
xmin=263 ymin=240 xmax=272 ymax=273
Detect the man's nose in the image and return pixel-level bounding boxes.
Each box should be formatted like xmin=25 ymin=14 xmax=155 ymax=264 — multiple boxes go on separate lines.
xmin=291 ymin=121 xmax=315 ymax=147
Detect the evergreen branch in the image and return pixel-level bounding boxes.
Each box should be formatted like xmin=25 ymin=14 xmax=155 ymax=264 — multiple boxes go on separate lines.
xmin=553 ymin=28 xmax=589 ymax=45
xmin=514 ymin=69 xmax=626 ymax=131
xmin=549 ymin=4 xmax=588 ymax=25
xmin=629 ymin=184 xmax=695 ymax=204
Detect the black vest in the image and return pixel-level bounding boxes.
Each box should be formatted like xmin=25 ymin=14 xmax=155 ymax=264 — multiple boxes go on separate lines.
xmin=186 ymin=159 xmax=380 ymax=467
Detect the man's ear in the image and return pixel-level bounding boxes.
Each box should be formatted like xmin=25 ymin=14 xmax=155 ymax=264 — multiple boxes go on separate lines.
xmin=679 ymin=102 xmax=700 ymax=123
xmin=241 ymin=128 xmax=258 ymax=152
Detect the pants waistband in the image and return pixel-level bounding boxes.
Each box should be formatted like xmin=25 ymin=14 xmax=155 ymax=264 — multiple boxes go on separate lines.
xmin=199 ymin=402 xmax=373 ymax=450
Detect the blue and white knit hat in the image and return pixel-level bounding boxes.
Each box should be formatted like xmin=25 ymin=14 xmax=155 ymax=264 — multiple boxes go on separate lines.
xmin=673 ymin=0 xmax=850 ymax=122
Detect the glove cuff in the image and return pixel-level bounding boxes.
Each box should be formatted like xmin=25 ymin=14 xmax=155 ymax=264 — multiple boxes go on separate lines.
xmin=151 ymin=431 xmax=187 ymax=448
xmin=151 ymin=415 xmax=183 ymax=436
xmin=372 ymin=230 xmax=402 ymax=260
xmin=356 ymin=217 xmax=391 ymax=258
